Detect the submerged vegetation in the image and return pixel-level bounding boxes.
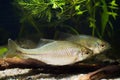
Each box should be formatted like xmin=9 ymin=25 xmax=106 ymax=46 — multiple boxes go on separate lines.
xmin=13 ymin=0 xmax=119 ymax=38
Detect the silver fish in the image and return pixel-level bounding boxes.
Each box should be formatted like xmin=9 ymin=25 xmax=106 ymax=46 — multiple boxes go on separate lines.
xmin=6 ymin=39 xmax=93 ymax=66
xmin=55 ymin=32 xmax=111 ymax=54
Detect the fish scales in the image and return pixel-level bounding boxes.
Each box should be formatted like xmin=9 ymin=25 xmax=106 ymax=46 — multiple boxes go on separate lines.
xmin=56 ymin=32 xmax=111 ymax=54
xmin=6 ymin=39 xmax=93 ymax=66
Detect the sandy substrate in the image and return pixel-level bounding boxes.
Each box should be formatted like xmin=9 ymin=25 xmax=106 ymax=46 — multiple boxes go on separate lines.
xmin=0 ymin=68 xmax=120 ymax=80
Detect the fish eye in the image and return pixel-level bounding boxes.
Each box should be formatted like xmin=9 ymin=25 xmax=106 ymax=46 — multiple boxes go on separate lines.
xmin=86 ymin=51 xmax=89 ymax=54
xmin=101 ymin=44 xmax=105 ymax=47
xmin=86 ymin=52 xmax=89 ymax=54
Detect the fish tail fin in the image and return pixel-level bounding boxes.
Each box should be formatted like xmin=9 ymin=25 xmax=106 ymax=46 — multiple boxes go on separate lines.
xmin=4 ymin=39 xmax=20 ymax=57
xmin=8 ymin=39 xmax=18 ymax=50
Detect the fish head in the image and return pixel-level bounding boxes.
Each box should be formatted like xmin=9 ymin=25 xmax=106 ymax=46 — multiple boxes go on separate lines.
xmin=77 ymin=47 xmax=93 ymax=61
xmin=88 ymin=39 xmax=111 ymax=54
xmin=75 ymin=36 xmax=111 ymax=54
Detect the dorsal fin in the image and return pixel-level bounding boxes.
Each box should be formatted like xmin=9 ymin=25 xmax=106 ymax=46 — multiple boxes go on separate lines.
xmin=36 ymin=38 xmax=55 ymax=48
xmin=54 ymin=32 xmax=82 ymax=41
xmin=54 ymin=32 xmax=96 ymax=41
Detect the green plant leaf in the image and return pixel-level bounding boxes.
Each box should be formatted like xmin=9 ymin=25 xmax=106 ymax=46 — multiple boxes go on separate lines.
xmin=101 ymin=0 xmax=109 ymax=36
xmin=75 ymin=5 xmax=80 ymax=11
xmin=107 ymin=11 xmax=118 ymax=20
xmin=110 ymin=0 xmax=118 ymax=6
xmin=0 ymin=47 xmax=8 ymax=57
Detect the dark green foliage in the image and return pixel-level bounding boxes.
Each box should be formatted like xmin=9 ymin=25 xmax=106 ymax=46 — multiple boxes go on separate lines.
xmin=86 ymin=0 xmax=118 ymax=38
xmin=13 ymin=0 xmax=118 ymax=38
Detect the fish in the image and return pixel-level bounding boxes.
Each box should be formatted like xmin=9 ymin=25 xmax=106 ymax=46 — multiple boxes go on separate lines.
xmin=55 ymin=32 xmax=111 ymax=54
xmin=6 ymin=39 xmax=93 ymax=66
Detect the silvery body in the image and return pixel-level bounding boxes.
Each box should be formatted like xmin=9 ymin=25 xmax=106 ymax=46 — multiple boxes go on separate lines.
xmin=7 ymin=39 xmax=93 ymax=66
xmin=56 ymin=33 xmax=111 ymax=54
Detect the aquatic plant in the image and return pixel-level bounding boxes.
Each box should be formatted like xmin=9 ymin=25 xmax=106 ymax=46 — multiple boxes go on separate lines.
xmin=87 ymin=0 xmax=118 ymax=37
xmin=13 ymin=0 xmax=118 ymax=38
xmin=0 ymin=47 xmax=8 ymax=57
